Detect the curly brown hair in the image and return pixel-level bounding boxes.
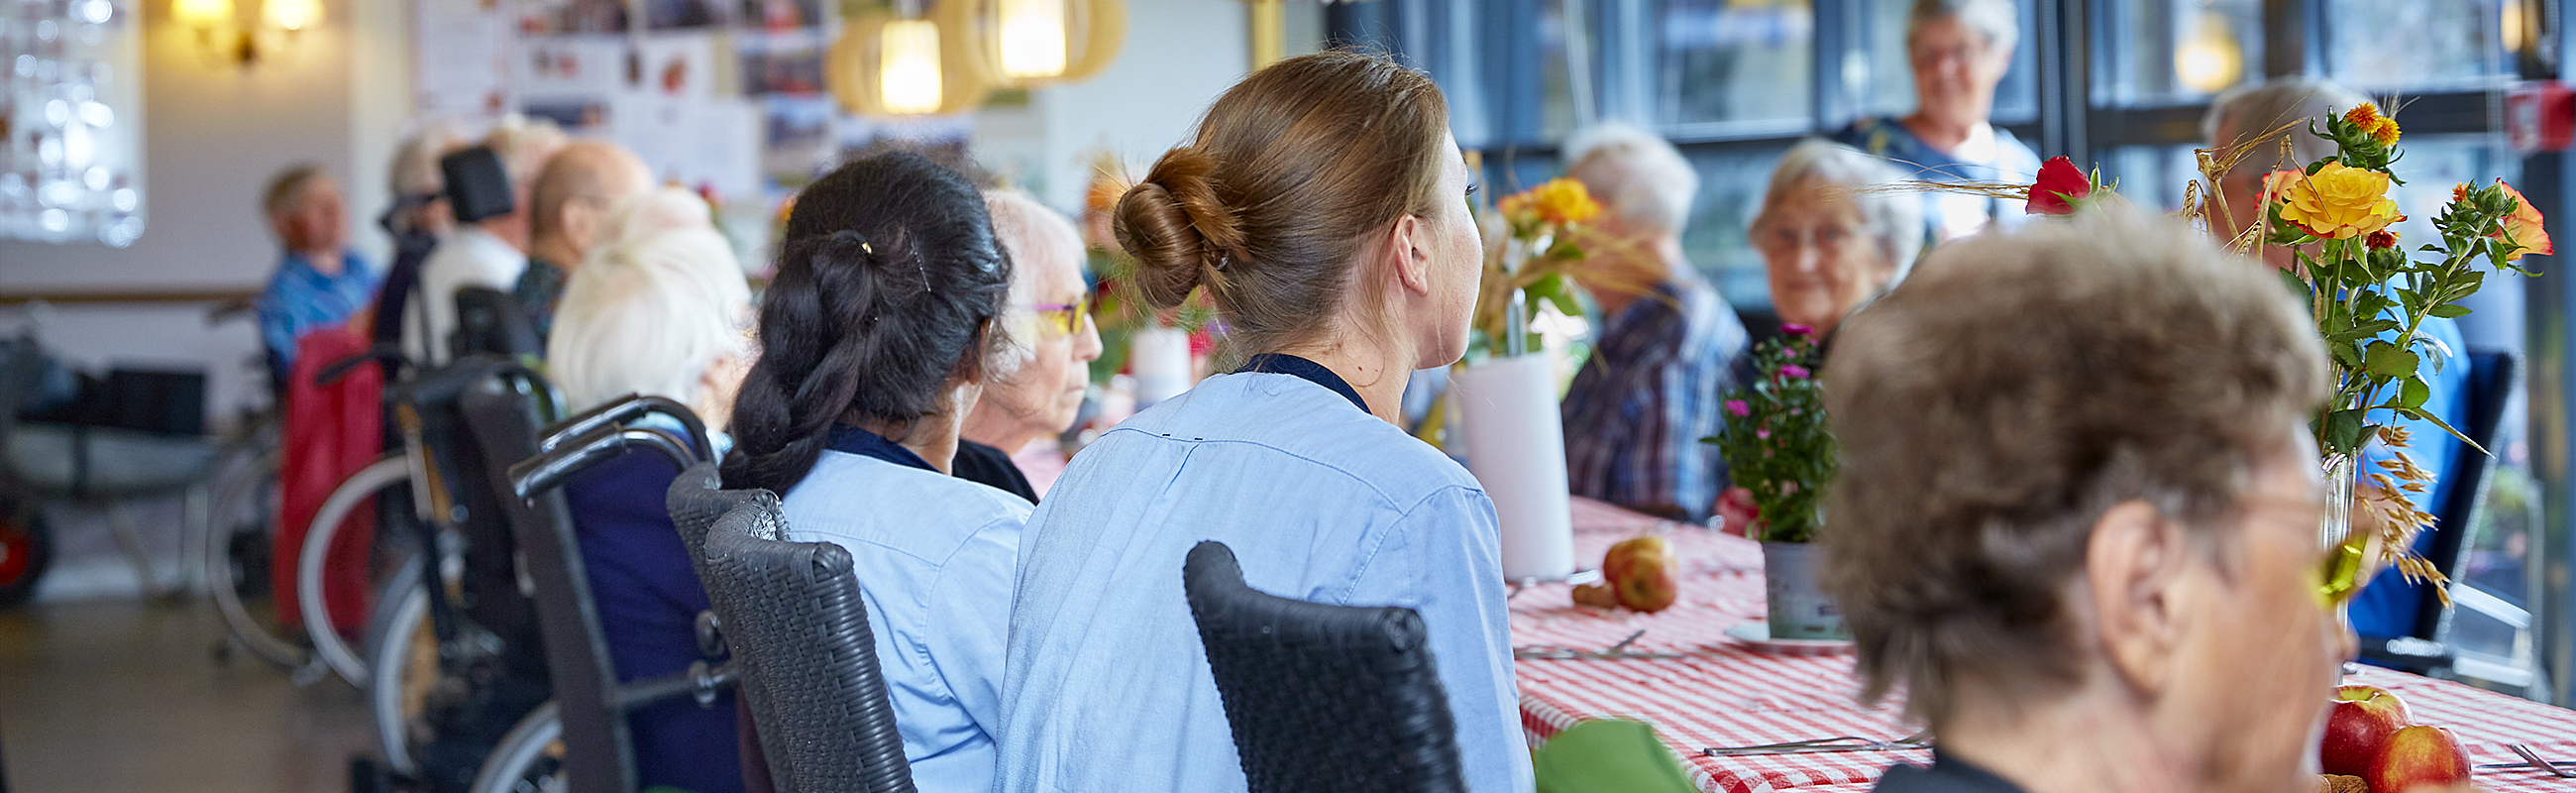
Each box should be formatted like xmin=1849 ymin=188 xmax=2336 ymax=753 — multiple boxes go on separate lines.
xmin=1819 ymin=207 xmax=2327 ymax=727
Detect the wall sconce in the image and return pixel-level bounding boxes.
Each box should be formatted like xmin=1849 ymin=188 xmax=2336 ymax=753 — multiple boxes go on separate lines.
xmin=827 ymin=4 xmax=989 ymax=118
xmin=173 ymin=0 xmax=317 ymax=67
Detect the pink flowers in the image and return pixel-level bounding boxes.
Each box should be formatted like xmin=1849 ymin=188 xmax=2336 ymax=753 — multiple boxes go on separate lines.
xmin=1779 ymin=364 xmax=1812 ymax=380
xmin=1781 ymin=323 xmax=1814 ymax=337
xmin=1724 ymin=399 xmax=1751 ymax=417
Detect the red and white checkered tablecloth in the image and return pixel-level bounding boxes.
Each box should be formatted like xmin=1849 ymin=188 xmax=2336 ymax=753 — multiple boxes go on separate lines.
xmin=1516 ymin=498 xmax=2576 ymax=793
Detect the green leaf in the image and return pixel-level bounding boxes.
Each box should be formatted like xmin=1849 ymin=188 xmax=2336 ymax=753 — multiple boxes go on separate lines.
xmin=2393 ymin=406 xmax=2489 ymax=457
xmin=2362 ymin=341 xmax=2419 ymax=378
xmin=2429 ymin=304 xmax=2472 ymax=318
xmin=2322 ymin=408 xmax=2369 ymax=454
xmin=2277 ymin=268 xmax=2313 ymax=301
xmin=2400 ymin=377 xmax=2430 ymax=410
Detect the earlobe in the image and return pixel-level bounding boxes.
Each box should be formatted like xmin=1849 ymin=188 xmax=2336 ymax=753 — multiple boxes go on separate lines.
xmin=2086 ymin=500 xmax=2188 ymax=695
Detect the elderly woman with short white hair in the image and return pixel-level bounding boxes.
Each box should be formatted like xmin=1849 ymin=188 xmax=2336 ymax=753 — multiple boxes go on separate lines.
xmin=1751 ymin=139 xmax=1925 ymax=340
xmin=956 ymin=189 xmax=1104 ymax=502
xmin=1832 ymin=0 xmax=2037 ymax=241
xmin=543 ymin=211 xmax=756 ymax=793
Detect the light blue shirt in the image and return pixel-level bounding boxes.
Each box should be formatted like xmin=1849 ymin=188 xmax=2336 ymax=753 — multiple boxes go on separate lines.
xmin=778 ymin=443 xmax=1030 ymax=793
xmin=997 ymin=371 xmax=1533 ymax=793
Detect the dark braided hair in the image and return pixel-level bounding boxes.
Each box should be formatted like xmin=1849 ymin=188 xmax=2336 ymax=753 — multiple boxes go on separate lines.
xmin=721 ymin=152 xmax=1014 ymax=493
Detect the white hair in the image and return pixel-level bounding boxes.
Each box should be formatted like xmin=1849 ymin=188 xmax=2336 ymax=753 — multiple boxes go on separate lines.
xmin=610 ymin=186 xmax=716 ymax=244
xmin=981 ymin=189 xmax=1086 ymax=378
xmin=1756 ymin=139 xmax=1927 ymax=284
xmin=390 ymin=120 xmax=465 ymax=196
xmin=1911 ymin=0 xmax=2018 ymax=53
xmin=2203 ymin=77 xmax=2373 ymax=169
xmin=1562 ymin=121 xmax=1699 ymax=236
xmin=547 ymin=225 xmax=753 ymax=412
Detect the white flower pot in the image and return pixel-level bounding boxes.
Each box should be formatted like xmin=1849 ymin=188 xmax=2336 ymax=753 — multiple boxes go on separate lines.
xmin=1451 ymin=355 xmax=1575 ymax=581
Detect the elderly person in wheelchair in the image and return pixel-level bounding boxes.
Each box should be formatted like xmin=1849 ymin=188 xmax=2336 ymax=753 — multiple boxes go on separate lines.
xmin=541 ymin=188 xmax=755 ymax=793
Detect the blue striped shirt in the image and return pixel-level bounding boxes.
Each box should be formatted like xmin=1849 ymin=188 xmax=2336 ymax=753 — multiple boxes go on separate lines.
xmin=1560 ymin=275 xmax=1749 ymax=521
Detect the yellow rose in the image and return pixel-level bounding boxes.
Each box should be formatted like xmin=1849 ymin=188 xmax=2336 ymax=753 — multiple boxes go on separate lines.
xmin=1503 ymin=177 xmax=1603 ymax=227
xmin=2275 ymin=163 xmax=2402 ymax=240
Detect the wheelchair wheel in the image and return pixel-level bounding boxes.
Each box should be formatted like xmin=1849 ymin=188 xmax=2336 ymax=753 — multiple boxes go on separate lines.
xmin=0 ymin=504 xmax=51 ymax=608
xmin=468 ymin=703 xmax=565 ymax=793
xmin=204 ymin=444 xmax=308 ymax=669
xmin=302 ymin=454 xmax=414 ymax=687
xmin=365 ymin=561 xmax=435 ymax=777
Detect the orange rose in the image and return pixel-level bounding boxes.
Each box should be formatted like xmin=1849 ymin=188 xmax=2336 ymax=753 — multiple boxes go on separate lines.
xmin=2495 ymin=181 xmax=2553 ymax=263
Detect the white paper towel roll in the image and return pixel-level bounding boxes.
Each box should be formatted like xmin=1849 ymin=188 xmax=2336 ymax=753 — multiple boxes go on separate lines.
xmin=1129 ymin=325 xmax=1192 ymax=408
xmin=1450 ymin=355 xmax=1576 ymax=580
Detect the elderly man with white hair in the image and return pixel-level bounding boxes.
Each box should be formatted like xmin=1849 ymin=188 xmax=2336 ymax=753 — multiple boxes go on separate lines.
xmin=403 ymin=115 xmax=568 ymax=364
xmin=955 ymin=190 xmax=1104 ymax=502
xmin=543 ymin=201 xmax=755 ymax=793
xmin=1557 ymin=121 xmax=1750 ymax=522
xmin=1833 ymin=0 xmax=2038 ymax=241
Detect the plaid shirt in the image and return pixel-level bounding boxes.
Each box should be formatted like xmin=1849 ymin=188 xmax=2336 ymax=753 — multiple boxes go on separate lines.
xmin=1561 ymin=275 xmax=1748 ymax=521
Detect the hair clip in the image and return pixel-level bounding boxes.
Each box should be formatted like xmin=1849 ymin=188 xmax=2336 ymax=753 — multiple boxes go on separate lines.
xmin=831 ymin=229 xmax=874 ymax=257
xmin=1216 ymin=253 xmax=1230 ymax=271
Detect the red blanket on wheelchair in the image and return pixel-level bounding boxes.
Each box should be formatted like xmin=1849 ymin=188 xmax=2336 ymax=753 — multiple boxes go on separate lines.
xmin=274 ymin=326 xmax=381 ymax=633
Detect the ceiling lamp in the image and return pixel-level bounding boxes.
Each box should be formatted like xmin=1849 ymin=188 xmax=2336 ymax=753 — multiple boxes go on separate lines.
xmin=2173 ymin=12 xmax=2243 ymax=96
xmin=945 ymin=0 xmax=1126 ymax=88
xmin=828 ymin=6 xmax=991 ymax=117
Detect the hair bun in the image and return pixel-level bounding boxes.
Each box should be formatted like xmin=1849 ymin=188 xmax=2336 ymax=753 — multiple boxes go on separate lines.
xmin=1115 ymin=146 xmax=1242 ymax=309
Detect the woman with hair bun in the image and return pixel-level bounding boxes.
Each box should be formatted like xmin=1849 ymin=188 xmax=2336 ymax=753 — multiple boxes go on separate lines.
xmin=997 ymin=52 xmax=1524 ymax=792
xmin=721 ymin=151 xmax=1023 ymax=793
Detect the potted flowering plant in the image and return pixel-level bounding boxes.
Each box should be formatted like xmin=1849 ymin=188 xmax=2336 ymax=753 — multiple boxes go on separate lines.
xmin=1714 ymin=326 xmax=1844 ymax=639
xmin=1449 ymin=177 xmax=1606 ymax=582
xmin=2194 ymin=103 xmax=2548 ymax=603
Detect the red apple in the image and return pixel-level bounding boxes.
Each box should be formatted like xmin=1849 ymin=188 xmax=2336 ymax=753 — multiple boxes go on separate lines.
xmin=2319 ymin=685 xmax=2414 ymax=775
xmin=2368 ymin=725 xmax=2471 ymax=793
xmin=1602 ymin=535 xmax=1676 ymax=613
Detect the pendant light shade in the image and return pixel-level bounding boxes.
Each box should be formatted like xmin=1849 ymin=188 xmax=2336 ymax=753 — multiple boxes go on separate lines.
xmin=828 ymin=9 xmax=991 ymax=118
xmin=945 ymin=0 xmax=1125 ymax=88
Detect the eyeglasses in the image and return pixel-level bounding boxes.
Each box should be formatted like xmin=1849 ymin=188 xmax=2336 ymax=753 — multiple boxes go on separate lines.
xmin=1755 ymin=222 xmax=1866 ymax=255
xmin=2247 ymin=490 xmax=2369 ymax=608
xmin=1025 ymin=295 xmax=1093 ymax=336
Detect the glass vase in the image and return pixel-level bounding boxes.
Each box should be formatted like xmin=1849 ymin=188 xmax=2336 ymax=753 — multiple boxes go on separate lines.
xmin=2317 ymin=453 xmax=2371 ymax=611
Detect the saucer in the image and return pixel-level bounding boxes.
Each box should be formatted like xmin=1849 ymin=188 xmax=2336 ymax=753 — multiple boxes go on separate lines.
xmin=1723 ymin=622 xmax=1856 ymax=656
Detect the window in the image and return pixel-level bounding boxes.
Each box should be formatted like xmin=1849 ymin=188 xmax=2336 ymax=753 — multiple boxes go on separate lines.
xmin=2094 ymin=0 xmax=2262 ymax=107
xmin=2324 ymin=0 xmax=2515 ymax=92
xmin=1680 ymin=141 xmax=1800 ymax=307
xmin=1656 ymin=0 xmax=1812 ymax=131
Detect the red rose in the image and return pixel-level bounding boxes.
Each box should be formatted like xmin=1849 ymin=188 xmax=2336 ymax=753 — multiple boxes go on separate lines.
xmin=2025 ymin=156 xmax=2092 ymax=216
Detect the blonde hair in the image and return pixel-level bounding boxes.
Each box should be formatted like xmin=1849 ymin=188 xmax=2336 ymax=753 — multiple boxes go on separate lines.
xmin=548 ymin=225 xmax=753 ymax=411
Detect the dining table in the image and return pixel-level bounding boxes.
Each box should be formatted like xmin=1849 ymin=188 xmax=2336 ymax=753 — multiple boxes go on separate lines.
xmin=1519 ymin=497 xmax=2576 ymax=793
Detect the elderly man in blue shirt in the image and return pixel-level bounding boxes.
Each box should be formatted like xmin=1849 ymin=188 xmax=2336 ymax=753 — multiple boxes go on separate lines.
xmin=1556 ymin=122 xmax=1750 ymax=523
xmin=255 ymin=164 xmax=380 ymax=396
xmin=2203 ymin=77 xmax=2474 ymax=647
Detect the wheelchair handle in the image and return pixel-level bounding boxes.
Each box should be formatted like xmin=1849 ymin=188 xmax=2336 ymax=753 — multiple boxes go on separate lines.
xmin=313 ymin=343 xmax=409 ymax=388
xmin=540 ymin=394 xmax=712 ymax=458
xmin=509 ymin=423 xmax=701 ymax=499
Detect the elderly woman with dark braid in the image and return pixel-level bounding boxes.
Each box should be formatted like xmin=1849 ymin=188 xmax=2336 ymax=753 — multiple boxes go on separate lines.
xmin=718 ymin=151 xmax=1023 ymax=793
xmin=997 ymin=51 xmax=1525 ymax=793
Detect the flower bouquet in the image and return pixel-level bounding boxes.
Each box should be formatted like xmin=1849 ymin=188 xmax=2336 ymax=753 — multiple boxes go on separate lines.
xmin=2187 ymin=102 xmax=2547 ymax=602
xmin=1714 ymin=326 xmax=1845 ymax=639
xmin=1469 ymin=176 xmax=1604 ymax=357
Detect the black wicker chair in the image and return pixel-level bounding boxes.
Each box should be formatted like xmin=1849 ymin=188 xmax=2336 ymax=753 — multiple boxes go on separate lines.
xmin=696 ymin=497 xmax=915 ymax=793
xmin=1181 ymin=540 xmax=1467 ymax=793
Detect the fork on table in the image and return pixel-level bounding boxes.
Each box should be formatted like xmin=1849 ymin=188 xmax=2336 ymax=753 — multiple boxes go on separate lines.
xmin=2476 ymin=743 xmax=2576 ymax=778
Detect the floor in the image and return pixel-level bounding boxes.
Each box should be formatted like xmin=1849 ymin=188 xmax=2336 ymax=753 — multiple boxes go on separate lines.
xmin=0 ymin=599 xmax=375 ymax=793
